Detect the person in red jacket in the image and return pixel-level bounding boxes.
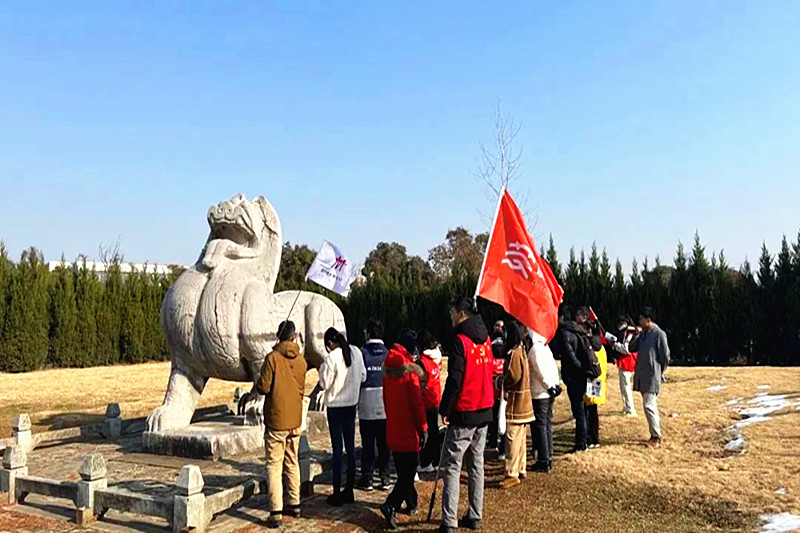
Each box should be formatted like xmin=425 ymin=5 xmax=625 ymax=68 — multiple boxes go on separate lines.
xmin=611 ymin=316 xmax=639 ymax=417
xmin=416 ymin=329 xmax=443 ymax=473
xmin=379 ymin=329 xmax=428 ymax=530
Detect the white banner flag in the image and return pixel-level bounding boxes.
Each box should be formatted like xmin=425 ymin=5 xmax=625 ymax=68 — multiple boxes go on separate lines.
xmin=306 ymin=240 xmax=359 ymax=296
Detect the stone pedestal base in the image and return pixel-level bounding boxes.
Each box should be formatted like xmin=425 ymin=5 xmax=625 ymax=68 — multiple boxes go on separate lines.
xmin=143 ymin=418 xmax=264 ymax=461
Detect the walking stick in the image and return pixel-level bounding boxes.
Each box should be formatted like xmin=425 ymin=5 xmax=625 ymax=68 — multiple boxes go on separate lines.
xmin=427 ymin=425 xmax=450 ymax=523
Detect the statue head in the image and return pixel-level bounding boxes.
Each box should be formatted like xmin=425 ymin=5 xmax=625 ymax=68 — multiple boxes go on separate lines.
xmin=199 ymin=194 xmax=282 ymax=284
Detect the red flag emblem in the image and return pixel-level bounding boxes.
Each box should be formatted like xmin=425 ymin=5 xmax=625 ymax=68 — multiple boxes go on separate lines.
xmin=476 ymin=190 xmax=564 ymax=341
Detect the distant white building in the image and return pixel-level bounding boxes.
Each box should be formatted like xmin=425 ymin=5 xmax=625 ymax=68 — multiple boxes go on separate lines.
xmin=46 ymin=260 xmax=181 ymax=279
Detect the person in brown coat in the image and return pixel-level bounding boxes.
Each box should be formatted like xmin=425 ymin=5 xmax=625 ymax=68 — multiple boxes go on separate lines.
xmin=500 ymin=321 xmax=534 ymax=489
xmin=257 ymin=320 xmax=308 ymax=529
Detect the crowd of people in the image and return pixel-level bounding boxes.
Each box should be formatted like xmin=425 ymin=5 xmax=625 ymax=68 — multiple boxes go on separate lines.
xmin=255 ymin=298 xmax=671 ymax=531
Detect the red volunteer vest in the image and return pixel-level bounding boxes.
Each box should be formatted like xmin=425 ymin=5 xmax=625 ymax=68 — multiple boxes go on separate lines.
xmin=454 ymin=334 xmax=495 ymax=412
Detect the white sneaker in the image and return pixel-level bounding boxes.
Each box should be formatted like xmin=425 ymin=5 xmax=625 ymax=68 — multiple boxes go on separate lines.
xmin=414 ymin=473 xmax=420 ymax=481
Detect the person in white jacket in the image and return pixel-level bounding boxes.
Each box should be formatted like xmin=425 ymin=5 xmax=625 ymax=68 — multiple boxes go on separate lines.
xmin=527 ymin=330 xmax=562 ymax=473
xmin=320 ymin=327 xmax=366 ymax=506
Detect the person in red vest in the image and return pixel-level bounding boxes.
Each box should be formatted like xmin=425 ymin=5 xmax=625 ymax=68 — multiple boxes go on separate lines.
xmin=415 ymin=329 xmax=443 ymax=473
xmin=379 ymin=330 xmax=428 ymax=530
xmin=438 ymin=297 xmax=494 ymax=533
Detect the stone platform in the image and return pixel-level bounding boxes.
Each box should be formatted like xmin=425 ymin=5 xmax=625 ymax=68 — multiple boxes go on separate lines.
xmin=142 ymin=417 xmax=263 ymax=461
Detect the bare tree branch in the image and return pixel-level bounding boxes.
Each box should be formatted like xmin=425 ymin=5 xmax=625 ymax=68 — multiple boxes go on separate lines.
xmin=474 ymin=100 xmax=534 ymax=229
xmin=99 ymin=237 xmax=124 ymax=267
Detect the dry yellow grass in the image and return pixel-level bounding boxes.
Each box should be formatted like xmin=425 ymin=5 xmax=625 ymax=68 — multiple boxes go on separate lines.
xmin=1 ymin=362 xmax=798 ymax=532
xmin=0 ymin=362 xmax=247 ymax=437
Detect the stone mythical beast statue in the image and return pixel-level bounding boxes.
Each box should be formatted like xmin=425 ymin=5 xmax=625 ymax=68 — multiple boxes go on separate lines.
xmin=146 ymin=194 xmax=346 ymax=432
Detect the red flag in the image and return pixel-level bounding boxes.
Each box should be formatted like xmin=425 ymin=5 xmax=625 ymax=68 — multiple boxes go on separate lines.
xmin=589 ymin=306 xmax=608 ymax=345
xmin=476 ymin=190 xmax=564 ymax=341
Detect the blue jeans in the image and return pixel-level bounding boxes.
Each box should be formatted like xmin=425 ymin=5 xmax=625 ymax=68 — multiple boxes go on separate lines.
xmin=327 ymin=405 xmax=357 ymax=494
xmin=532 ymin=397 xmax=554 ymax=462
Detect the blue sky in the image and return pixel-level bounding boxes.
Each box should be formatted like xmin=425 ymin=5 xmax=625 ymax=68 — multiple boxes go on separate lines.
xmin=2 ymin=1 xmax=800 ymax=271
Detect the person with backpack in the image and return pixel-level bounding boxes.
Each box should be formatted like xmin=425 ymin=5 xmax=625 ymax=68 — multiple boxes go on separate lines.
xmin=320 ymin=327 xmax=367 ymax=506
xmin=357 ymin=318 xmax=392 ymax=492
xmin=379 ymin=330 xmax=428 ymax=529
xmin=257 ymin=321 xmax=307 ymax=529
xmin=416 ymin=329 xmax=443 ymax=474
xmin=550 ymin=305 xmax=598 ymax=453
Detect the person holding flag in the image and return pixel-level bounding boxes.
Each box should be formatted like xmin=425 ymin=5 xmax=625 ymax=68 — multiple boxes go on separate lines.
xmin=434 ymin=188 xmax=564 ymax=531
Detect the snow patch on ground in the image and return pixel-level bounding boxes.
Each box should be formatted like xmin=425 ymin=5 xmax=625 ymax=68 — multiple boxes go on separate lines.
xmin=724 ymin=435 xmax=746 ymax=453
xmin=708 ymin=385 xmax=727 ymax=392
xmin=760 ymin=513 xmax=800 ymax=532
xmin=724 ymin=391 xmax=800 ymax=452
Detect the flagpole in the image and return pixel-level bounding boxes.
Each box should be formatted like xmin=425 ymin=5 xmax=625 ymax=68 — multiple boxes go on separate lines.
xmin=474 ymin=186 xmax=507 ymax=305
xmin=277 ymin=289 xmax=303 ymax=341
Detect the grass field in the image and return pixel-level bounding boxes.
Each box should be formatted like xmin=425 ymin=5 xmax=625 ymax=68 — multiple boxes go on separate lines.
xmin=1 ymin=363 xmax=799 ymax=532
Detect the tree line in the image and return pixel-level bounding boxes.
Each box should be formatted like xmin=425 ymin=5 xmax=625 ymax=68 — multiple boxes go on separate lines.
xmin=1 ymin=228 xmax=799 ymax=372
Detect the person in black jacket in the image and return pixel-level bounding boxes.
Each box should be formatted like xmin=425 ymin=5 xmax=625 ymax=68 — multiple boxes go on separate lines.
xmin=551 ymin=305 xmax=593 ymax=452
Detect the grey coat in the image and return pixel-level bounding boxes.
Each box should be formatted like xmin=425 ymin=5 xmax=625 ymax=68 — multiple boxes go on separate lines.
xmin=633 ymin=325 xmax=670 ymax=394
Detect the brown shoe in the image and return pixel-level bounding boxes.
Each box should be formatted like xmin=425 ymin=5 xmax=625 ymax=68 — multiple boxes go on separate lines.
xmin=647 ymin=437 xmax=662 ymax=448
xmin=500 ymin=476 xmax=521 ymax=490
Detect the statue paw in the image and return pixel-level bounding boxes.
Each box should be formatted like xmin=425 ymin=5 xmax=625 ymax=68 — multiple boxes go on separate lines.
xmin=146 ymin=405 xmax=189 ymax=432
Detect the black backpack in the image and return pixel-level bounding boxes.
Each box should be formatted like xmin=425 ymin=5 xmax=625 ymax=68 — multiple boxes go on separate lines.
xmin=577 ymin=335 xmax=602 ymax=380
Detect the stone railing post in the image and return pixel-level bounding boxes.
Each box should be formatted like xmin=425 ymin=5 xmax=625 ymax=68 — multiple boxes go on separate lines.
xmin=76 ymin=454 xmax=107 ymax=525
xmin=173 ymin=465 xmax=206 ymax=533
xmin=12 ymin=415 xmax=33 ymax=455
xmin=0 ymin=444 xmax=28 ymax=505
xmin=103 ymin=404 xmax=122 ymax=439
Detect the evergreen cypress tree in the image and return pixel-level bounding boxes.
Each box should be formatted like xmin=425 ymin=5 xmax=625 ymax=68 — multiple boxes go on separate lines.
xmin=97 ymin=264 xmax=124 ymax=365
xmin=755 ymin=243 xmax=774 ymax=364
xmin=564 ymin=248 xmax=580 ymax=308
xmin=545 ymin=235 xmax=562 ymax=281
xmin=688 ymin=233 xmax=712 ymax=364
xmin=120 ymin=269 xmax=147 ymax=363
xmin=587 ymin=243 xmax=601 ymax=309
xmin=73 ymin=258 xmax=100 ymax=367
xmin=48 ymin=259 xmax=78 ymax=367
xmin=612 ymin=259 xmax=627 ymax=318
xmin=669 ymin=243 xmax=689 ymax=363
xmin=0 ymin=248 xmax=50 ymax=371
xmin=0 ymin=243 xmax=11 ymax=345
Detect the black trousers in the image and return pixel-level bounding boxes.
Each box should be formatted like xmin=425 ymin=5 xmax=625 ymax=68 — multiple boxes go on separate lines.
xmin=327 ymin=406 xmax=357 ymax=494
xmin=564 ymin=376 xmax=588 ymax=451
xmin=532 ymin=397 xmax=554 ymax=463
xmin=586 ymin=404 xmax=600 ymax=445
xmin=419 ymin=409 xmax=441 ymax=468
xmin=359 ymin=418 xmax=390 ymax=480
xmin=385 ymin=452 xmax=418 ymax=511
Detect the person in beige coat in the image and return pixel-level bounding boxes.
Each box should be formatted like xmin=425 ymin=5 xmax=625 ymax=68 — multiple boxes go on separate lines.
xmin=500 ymin=321 xmax=534 ymax=489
